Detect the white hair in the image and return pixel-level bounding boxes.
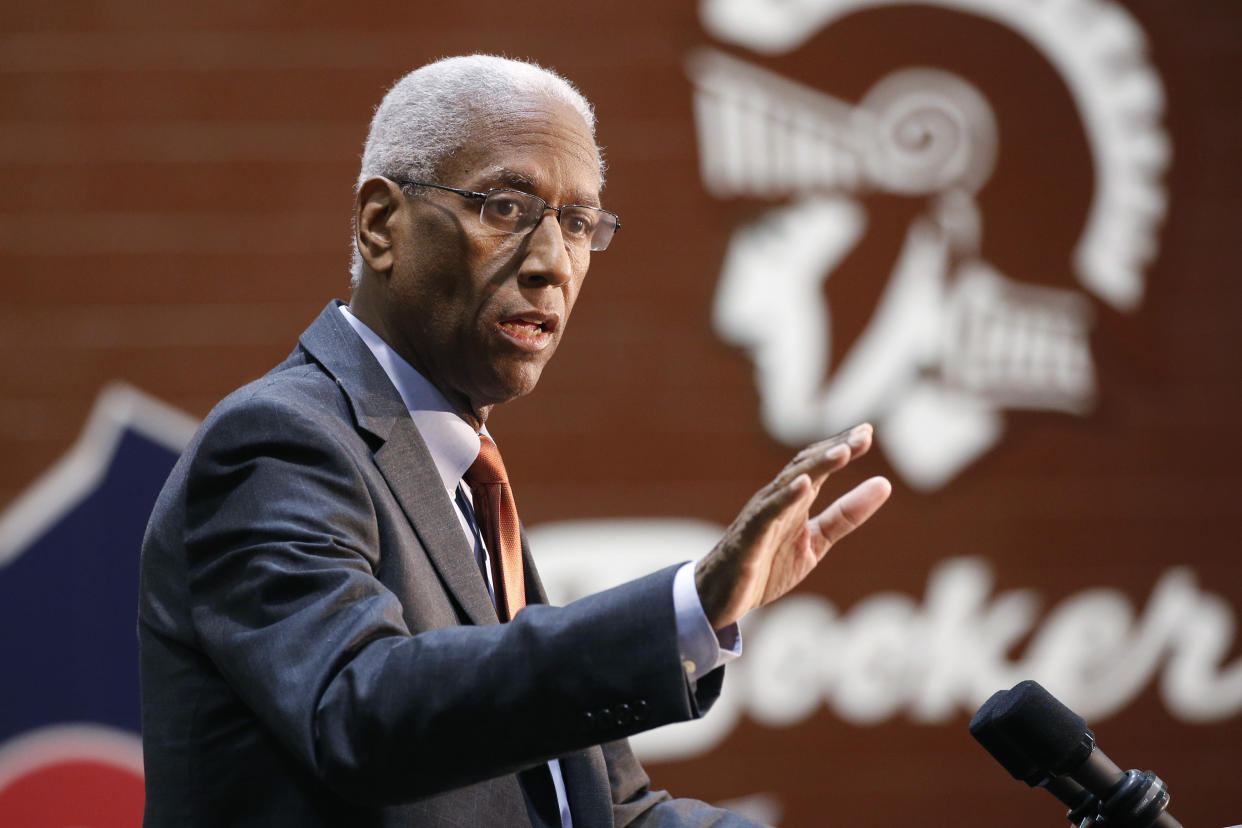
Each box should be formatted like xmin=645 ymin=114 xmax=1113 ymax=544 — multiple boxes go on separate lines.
xmin=349 ymin=54 xmax=600 ymax=285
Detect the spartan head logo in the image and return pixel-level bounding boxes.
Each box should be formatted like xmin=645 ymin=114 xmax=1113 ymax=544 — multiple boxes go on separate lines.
xmin=689 ymin=0 xmax=1169 ymax=490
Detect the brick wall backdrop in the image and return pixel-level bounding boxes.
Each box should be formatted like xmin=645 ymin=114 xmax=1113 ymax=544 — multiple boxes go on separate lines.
xmin=3 ymin=1 xmax=1240 ymax=825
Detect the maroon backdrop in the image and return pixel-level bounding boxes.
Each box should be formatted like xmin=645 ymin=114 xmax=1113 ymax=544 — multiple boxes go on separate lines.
xmin=2 ymin=1 xmax=1240 ymax=825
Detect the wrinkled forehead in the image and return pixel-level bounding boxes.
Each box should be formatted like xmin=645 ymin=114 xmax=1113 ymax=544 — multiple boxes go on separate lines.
xmin=438 ymin=94 xmax=603 ymax=194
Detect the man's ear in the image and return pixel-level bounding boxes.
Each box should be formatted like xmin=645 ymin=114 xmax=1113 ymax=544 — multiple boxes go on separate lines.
xmin=355 ymin=177 xmax=403 ymax=277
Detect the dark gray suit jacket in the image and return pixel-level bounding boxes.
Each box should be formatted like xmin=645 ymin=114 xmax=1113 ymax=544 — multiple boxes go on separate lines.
xmin=139 ymin=302 xmax=759 ymax=827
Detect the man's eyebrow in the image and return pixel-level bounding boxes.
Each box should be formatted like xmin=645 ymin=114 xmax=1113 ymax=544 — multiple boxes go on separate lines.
xmin=489 ymin=167 xmax=601 ymax=207
xmin=492 ymin=168 xmax=538 ymax=190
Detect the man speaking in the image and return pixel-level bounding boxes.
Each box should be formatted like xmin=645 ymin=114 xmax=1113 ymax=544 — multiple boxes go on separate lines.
xmin=138 ymin=54 xmax=891 ymax=827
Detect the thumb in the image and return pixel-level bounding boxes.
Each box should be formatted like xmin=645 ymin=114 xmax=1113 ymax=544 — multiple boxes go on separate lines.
xmin=811 ymin=476 xmax=892 ymax=550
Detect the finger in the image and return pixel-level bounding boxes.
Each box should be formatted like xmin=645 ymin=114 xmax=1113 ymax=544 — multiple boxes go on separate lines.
xmin=774 ymin=435 xmax=857 ymax=491
xmin=818 ymin=422 xmax=870 ymax=449
xmin=752 ymin=471 xmax=817 ymax=527
xmin=805 ymin=423 xmax=874 ymax=484
xmin=814 ymin=422 xmax=873 ymax=463
xmin=841 ymin=422 xmax=873 ymax=459
xmin=756 ymin=471 xmax=837 ymax=551
xmin=804 ymin=422 xmax=872 ymax=456
xmin=809 ymin=475 xmax=892 ymax=551
xmin=797 ymin=423 xmax=874 ymax=472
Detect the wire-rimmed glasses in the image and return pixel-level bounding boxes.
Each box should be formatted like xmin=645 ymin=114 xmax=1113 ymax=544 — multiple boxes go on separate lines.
xmin=390 ymin=178 xmax=621 ymax=252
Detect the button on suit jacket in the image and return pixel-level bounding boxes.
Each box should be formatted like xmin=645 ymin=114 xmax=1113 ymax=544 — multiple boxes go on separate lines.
xmin=138 ymin=302 xmax=761 ymax=827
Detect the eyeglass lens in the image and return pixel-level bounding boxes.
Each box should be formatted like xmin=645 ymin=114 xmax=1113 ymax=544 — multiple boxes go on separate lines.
xmin=479 ymin=190 xmax=618 ymax=252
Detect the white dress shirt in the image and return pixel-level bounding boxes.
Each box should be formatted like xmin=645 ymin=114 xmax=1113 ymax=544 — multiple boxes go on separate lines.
xmin=338 ymin=304 xmax=739 ymax=826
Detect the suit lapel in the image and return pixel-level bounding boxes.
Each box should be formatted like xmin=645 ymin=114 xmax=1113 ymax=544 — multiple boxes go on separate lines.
xmin=520 ymin=530 xmax=549 ymax=605
xmin=299 ymin=301 xmax=499 ymax=627
xmin=373 ymin=419 xmax=499 ymax=626
xmin=371 ymin=429 xmax=551 ymax=622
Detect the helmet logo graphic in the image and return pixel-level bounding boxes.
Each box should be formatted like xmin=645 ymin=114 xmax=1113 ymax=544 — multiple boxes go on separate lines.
xmin=691 ymin=0 xmax=1169 ymax=489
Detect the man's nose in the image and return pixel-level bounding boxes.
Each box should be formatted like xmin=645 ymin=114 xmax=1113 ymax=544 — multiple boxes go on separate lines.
xmin=517 ymin=213 xmax=574 ymax=288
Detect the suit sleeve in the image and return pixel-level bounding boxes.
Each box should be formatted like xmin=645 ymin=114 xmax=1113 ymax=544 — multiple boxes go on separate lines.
xmin=180 ymin=394 xmax=719 ymax=805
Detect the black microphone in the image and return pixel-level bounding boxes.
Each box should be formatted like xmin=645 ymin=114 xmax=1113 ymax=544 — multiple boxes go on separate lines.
xmin=969 ymin=686 xmax=1099 ymax=823
xmin=970 ymin=680 xmax=1181 ymax=828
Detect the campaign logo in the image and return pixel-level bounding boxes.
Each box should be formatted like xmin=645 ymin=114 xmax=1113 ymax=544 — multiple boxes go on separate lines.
xmin=0 ymin=385 xmax=193 ymax=823
xmin=690 ymin=0 xmax=1169 ymax=489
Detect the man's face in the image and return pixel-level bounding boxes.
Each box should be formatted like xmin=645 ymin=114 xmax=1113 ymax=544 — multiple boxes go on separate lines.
xmin=375 ymin=96 xmax=601 ymax=420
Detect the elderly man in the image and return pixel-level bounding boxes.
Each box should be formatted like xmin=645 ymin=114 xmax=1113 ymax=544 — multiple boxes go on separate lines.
xmin=138 ymin=55 xmax=890 ymax=827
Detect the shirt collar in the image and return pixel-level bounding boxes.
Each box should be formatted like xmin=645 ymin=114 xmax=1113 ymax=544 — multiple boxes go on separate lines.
xmin=338 ymin=304 xmax=482 ymax=493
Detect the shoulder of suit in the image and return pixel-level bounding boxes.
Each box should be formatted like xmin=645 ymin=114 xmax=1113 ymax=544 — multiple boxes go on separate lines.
xmin=189 ymin=357 xmax=357 ymax=450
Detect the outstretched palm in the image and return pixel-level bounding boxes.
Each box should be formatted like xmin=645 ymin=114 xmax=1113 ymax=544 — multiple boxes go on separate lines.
xmin=696 ymin=424 xmax=892 ymax=629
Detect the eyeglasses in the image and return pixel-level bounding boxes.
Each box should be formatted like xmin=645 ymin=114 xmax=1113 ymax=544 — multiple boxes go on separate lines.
xmin=390 ymin=178 xmax=621 ymax=252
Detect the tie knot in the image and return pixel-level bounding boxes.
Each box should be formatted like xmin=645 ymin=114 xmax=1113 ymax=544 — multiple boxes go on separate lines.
xmin=465 ymin=434 xmax=508 ymax=486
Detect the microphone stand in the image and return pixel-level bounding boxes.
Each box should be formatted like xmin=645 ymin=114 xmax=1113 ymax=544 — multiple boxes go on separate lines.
xmin=1068 ymin=766 xmax=1181 ymax=828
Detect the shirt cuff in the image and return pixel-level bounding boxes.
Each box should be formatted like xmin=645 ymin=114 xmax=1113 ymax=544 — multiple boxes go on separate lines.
xmin=672 ymin=561 xmax=742 ymax=683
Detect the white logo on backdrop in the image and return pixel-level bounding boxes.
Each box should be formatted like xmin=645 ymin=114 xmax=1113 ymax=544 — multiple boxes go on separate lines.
xmin=531 ymin=521 xmax=1242 ymax=762
xmin=690 ymin=0 xmax=1169 ymax=489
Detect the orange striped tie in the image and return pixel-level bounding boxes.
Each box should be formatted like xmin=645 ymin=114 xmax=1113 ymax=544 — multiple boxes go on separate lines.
xmin=464 ymin=435 xmax=526 ymax=621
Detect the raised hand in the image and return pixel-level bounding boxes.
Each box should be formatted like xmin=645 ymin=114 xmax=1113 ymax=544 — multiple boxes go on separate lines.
xmin=694 ymin=424 xmax=892 ymax=630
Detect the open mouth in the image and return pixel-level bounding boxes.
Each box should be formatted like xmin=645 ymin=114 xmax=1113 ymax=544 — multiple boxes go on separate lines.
xmin=498 ymin=319 xmax=549 ymax=340
xmin=496 ymin=315 xmax=556 ymax=351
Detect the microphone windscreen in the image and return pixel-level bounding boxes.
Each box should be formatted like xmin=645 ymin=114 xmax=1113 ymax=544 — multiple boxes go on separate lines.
xmin=988 ymin=680 xmax=1094 ymax=776
xmin=969 ymin=689 xmax=1047 ymax=785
